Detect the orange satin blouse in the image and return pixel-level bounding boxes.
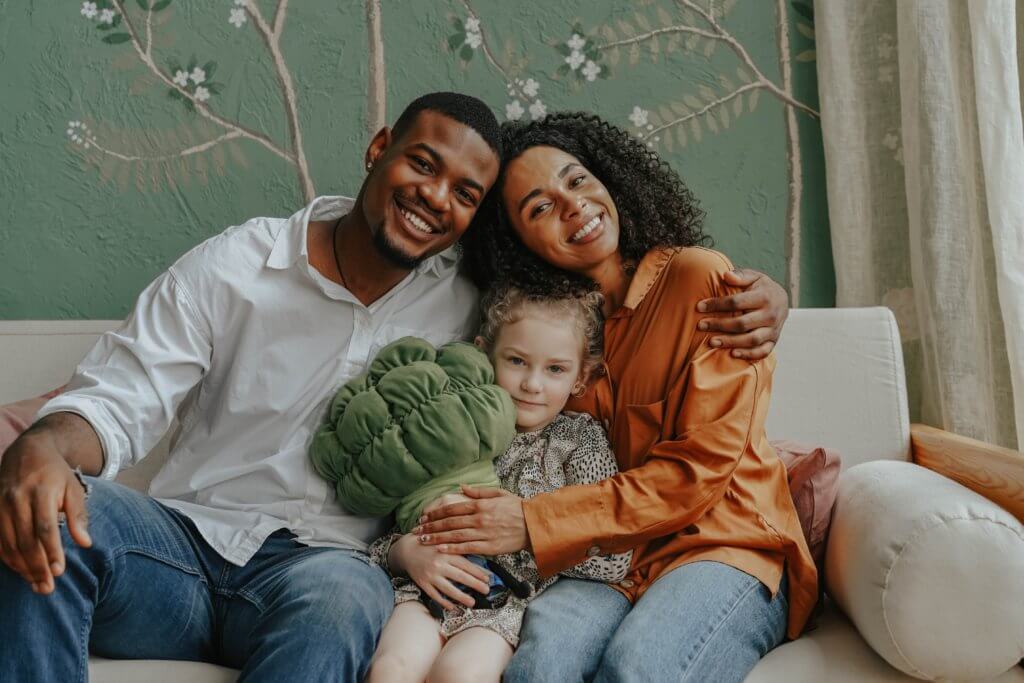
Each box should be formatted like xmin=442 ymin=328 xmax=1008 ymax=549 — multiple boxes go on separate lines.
xmin=521 ymin=246 xmax=818 ymax=640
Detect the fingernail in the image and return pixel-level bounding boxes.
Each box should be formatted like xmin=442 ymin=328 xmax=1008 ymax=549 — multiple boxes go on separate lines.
xmin=420 ymin=535 xmax=430 ymax=542
xmin=411 ymin=526 xmax=422 ymax=534
xmin=731 ymin=350 xmax=742 ymax=358
xmin=710 ymin=338 xmax=722 ymax=347
xmin=418 ymin=515 xmax=426 ymax=523
xmin=50 ymin=563 xmax=61 ymax=574
xmin=697 ymin=302 xmax=708 ymax=312
xmin=698 ymin=321 xmax=709 ymax=331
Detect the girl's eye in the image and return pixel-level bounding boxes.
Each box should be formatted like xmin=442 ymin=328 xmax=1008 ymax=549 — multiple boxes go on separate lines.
xmin=456 ymin=187 xmax=476 ymax=205
xmin=570 ymin=175 xmax=586 ymax=187
xmin=530 ymin=202 xmax=551 ymax=218
xmin=509 ymin=357 xmax=524 ymax=365
xmin=548 ymin=366 xmax=565 ymax=374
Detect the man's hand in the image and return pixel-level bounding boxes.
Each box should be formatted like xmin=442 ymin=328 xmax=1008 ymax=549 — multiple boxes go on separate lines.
xmin=697 ymin=268 xmax=789 ymax=361
xmin=0 ymin=436 xmax=92 ymax=595
xmin=412 ymin=485 xmax=529 ymax=557
xmin=387 ymin=532 xmax=492 ymax=611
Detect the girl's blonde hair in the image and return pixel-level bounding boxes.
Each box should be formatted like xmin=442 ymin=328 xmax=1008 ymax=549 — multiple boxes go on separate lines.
xmin=477 ymin=285 xmax=605 ymax=383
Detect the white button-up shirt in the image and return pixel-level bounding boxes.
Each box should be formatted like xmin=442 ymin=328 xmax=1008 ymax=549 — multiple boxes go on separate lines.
xmin=39 ymin=196 xmax=480 ymax=565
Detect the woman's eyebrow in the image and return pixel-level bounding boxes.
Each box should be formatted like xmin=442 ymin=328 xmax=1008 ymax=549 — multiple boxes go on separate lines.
xmin=516 ymin=164 xmax=582 ymax=213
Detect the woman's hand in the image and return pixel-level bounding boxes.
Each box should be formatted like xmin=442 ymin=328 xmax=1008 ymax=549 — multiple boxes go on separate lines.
xmin=387 ymin=532 xmax=492 ymax=610
xmin=413 ymin=485 xmax=530 ymax=556
xmin=697 ymin=268 xmax=789 ymax=360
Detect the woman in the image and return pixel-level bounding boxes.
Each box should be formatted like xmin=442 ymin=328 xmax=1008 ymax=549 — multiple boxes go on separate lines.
xmin=413 ymin=112 xmax=818 ymax=682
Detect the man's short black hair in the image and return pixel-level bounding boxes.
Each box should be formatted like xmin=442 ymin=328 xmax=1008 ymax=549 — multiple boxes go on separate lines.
xmin=391 ymin=92 xmax=501 ymax=158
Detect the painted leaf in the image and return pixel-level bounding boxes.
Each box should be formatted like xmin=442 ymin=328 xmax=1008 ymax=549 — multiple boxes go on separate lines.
xmin=656 ymin=6 xmax=672 ymax=25
xmin=795 ymin=49 xmax=816 ymax=62
xmin=557 ymin=63 xmax=571 ymax=76
xmin=635 ymin=13 xmax=650 ymax=31
xmin=102 ymin=33 xmax=131 ymax=44
xmin=749 ymin=88 xmax=761 ymax=111
xmin=706 ymin=114 xmax=718 ymax=134
xmin=658 ymin=105 xmax=673 ymax=122
xmin=617 ymin=20 xmax=634 ymax=37
xmin=152 ymin=0 xmax=171 ymax=10
xmin=663 ymin=131 xmax=673 ymax=152
xmin=609 ymin=47 xmax=620 ymax=66
xmin=460 ymin=45 xmax=474 ymax=61
xmin=719 ymin=74 xmax=733 ymax=90
xmin=689 ymin=117 xmax=702 ymax=143
xmin=703 ymin=39 xmax=715 ymax=58
xmin=736 ymin=66 xmax=750 ymax=82
xmin=648 ymin=36 xmax=660 ymax=60
xmin=555 ymin=43 xmax=571 ymax=56
xmin=698 ymin=85 xmax=716 ymax=101
xmin=797 ymin=23 xmax=815 ymax=40
xmin=719 ymin=106 xmax=730 ymax=128
xmin=598 ymin=67 xmax=610 ymax=79
xmin=448 ymin=33 xmax=465 ymax=50
xmin=669 ymin=101 xmax=688 ymax=116
xmin=791 ymin=1 xmax=814 ymax=22
xmin=601 ymin=25 xmax=617 ymax=41
xmin=732 ymin=94 xmax=743 ymax=117
xmin=97 ymin=22 xmax=115 ymax=31
xmin=666 ymin=35 xmax=680 ymax=53
xmin=629 ymin=43 xmax=640 ymax=65
xmin=685 ymin=34 xmax=699 ymax=51
xmin=203 ymin=61 xmax=217 ymax=78
xmin=675 ymin=125 xmax=687 ymax=147
xmin=683 ymin=94 xmax=701 ymax=109
xmin=167 ymin=88 xmax=184 ymax=101
xmin=137 ymin=0 xmax=149 ymax=8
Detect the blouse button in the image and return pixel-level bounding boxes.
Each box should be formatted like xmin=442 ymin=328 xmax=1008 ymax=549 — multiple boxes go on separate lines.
xmin=586 ymin=545 xmax=601 ymax=557
xmin=619 ymin=579 xmax=635 ymax=588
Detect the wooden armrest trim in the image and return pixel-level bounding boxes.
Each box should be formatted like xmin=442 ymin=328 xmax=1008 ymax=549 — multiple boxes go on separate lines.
xmin=911 ymin=423 xmax=1024 ymax=522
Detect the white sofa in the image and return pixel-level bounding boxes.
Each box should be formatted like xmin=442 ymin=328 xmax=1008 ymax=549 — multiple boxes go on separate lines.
xmin=1 ymin=308 xmax=1022 ymax=682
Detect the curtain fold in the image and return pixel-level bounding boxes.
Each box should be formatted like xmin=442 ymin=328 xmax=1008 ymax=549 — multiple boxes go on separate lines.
xmin=815 ymin=0 xmax=1024 ymax=449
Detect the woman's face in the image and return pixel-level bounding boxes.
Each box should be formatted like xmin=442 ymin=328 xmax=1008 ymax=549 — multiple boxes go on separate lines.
xmin=501 ymin=146 xmax=620 ymax=276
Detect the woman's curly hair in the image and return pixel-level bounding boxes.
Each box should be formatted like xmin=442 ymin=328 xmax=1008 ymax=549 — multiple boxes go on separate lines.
xmin=462 ymin=111 xmax=710 ymax=297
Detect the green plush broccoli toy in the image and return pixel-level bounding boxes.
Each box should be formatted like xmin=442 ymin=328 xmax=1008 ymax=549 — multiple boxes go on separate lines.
xmin=309 ymin=336 xmax=517 ymax=533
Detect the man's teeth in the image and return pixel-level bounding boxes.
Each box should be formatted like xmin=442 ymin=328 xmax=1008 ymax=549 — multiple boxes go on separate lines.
xmin=570 ymin=215 xmax=601 ymax=242
xmin=400 ymin=208 xmax=435 ymax=233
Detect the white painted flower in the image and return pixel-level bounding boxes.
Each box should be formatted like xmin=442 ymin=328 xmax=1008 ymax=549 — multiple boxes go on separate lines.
xmin=522 ymin=78 xmax=539 ymax=97
xmin=172 ymin=70 xmax=189 ymax=87
xmin=80 ymin=2 xmax=97 ymax=19
xmin=565 ymin=50 xmax=585 ymax=70
xmin=190 ymin=67 xmax=206 ymax=84
xmin=582 ymin=60 xmax=601 ymax=81
xmin=529 ymin=100 xmax=547 ymax=120
xmin=567 ymin=33 xmax=586 ymax=51
xmin=465 ymin=16 xmax=480 ymax=33
xmin=98 ymin=8 xmax=116 ymax=24
xmin=465 ymin=31 xmax=482 ymax=49
xmin=194 ymin=86 xmax=211 ymax=102
xmin=505 ymin=100 xmax=525 ymax=121
xmin=628 ymin=106 xmax=649 ymax=128
xmin=229 ymin=8 xmax=246 ymax=28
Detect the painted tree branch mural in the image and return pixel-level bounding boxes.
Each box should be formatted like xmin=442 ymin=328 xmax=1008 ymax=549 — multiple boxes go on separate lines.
xmin=67 ymin=0 xmax=315 ymax=201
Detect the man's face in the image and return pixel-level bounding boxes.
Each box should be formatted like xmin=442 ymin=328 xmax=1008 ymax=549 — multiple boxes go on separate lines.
xmin=360 ymin=110 xmax=500 ymax=269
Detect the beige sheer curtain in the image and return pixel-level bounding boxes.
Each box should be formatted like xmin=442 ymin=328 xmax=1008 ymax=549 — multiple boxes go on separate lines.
xmin=815 ymin=0 xmax=1024 ymax=450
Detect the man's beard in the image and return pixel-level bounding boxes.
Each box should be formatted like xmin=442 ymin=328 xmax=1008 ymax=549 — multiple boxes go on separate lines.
xmin=372 ymin=221 xmax=424 ymax=270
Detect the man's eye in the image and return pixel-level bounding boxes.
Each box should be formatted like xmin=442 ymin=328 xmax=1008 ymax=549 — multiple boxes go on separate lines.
xmin=412 ymin=157 xmax=431 ymax=172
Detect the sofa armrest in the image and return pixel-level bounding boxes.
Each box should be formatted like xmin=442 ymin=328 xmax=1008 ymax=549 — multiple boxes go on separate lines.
xmin=911 ymin=423 xmax=1024 ymax=522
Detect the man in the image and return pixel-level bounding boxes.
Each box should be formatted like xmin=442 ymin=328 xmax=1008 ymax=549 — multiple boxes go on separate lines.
xmin=0 ymin=92 xmax=788 ymax=680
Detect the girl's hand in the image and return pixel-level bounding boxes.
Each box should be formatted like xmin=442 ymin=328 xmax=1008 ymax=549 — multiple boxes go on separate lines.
xmin=413 ymin=485 xmax=530 ymax=556
xmin=388 ymin=532 xmax=492 ymax=610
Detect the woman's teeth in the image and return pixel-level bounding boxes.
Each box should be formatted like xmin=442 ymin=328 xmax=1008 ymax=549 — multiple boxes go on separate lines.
xmin=400 ymin=207 xmax=435 ymax=234
xmin=570 ymin=214 xmax=601 ymax=242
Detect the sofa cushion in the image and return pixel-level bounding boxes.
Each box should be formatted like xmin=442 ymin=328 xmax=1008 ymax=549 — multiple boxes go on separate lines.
xmin=772 ymin=440 xmax=841 ymax=572
xmin=826 ymin=460 xmax=1024 ymax=680
xmin=0 ymin=387 xmax=64 ymax=456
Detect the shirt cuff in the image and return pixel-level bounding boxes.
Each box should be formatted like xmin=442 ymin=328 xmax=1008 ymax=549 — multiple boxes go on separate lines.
xmin=524 ymin=489 xmax=608 ymax=578
xmin=35 ymin=397 xmax=125 ymax=480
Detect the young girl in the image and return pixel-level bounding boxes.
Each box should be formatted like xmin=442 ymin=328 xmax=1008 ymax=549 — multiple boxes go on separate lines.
xmin=365 ymin=287 xmax=632 ymax=683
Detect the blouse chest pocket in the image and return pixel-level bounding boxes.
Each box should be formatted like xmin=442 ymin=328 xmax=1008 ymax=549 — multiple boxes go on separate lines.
xmin=619 ymin=399 xmax=667 ymax=462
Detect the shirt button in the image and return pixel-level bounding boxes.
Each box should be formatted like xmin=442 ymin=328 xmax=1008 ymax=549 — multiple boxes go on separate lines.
xmin=620 ymin=579 xmax=634 ymax=588
xmin=586 ymin=545 xmax=601 ymax=557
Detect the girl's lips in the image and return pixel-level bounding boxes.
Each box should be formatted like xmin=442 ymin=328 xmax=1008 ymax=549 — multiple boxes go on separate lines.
xmin=568 ymin=213 xmax=605 ymax=245
xmin=513 ymin=398 xmax=545 ymax=407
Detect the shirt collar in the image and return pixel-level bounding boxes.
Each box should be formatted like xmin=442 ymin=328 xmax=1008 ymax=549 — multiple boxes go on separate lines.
xmin=266 ymin=195 xmax=460 ymax=278
xmin=612 ymin=247 xmax=679 ymax=317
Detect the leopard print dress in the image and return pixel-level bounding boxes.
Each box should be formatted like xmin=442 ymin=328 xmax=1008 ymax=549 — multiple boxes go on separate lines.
xmin=367 ymin=412 xmax=633 ymax=647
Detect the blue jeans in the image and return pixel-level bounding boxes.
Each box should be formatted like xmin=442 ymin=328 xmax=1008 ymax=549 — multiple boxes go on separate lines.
xmin=0 ymin=478 xmax=394 ymax=683
xmin=505 ymin=560 xmax=788 ymax=683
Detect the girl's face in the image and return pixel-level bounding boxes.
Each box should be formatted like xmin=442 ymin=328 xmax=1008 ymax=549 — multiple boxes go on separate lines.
xmin=483 ymin=305 xmax=585 ymax=433
xmin=501 ymin=145 xmax=621 ymax=277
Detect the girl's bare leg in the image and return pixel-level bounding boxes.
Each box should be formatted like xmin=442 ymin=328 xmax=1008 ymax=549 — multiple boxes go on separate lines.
xmin=366 ymin=602 xmax=443 ymax=683
xmin=426 ymin=626 xmax=513 ymax=683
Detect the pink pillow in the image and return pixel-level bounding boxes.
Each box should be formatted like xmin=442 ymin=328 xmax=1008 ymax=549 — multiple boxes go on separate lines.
xmin=770 ymin=439 xmax=842 ymax=570
xmin=0 ymin=387 xmax=66 ymax=458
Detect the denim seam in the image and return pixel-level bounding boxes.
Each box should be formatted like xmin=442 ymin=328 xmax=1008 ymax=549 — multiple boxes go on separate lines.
xmin=678 ymin=577 xmax=763 ymax=682
xmin=77 ymin=608 xmax=92 ymax=683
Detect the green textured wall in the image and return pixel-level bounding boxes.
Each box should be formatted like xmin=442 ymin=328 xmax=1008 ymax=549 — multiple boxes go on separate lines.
xmin=0 ymin=0 xmax=834 ymax=319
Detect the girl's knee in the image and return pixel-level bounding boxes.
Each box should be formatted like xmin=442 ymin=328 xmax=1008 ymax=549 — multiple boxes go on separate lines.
xmin=366 ymin=651 xmax=425 ymax=683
